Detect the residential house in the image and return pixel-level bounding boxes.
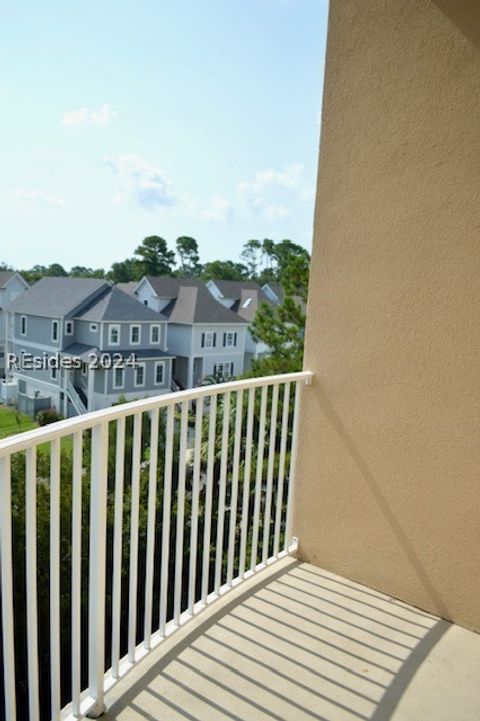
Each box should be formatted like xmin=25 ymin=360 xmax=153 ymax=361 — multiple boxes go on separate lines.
xmin=206 ymin=278 xmax=274 ymax=368
xmin=6 ymin=277 xmax=173 ymax=416
xmin=132 ymin=277 xmax=248 ymax=387
xmin=0 ymin=270 xmax=29 ymax=377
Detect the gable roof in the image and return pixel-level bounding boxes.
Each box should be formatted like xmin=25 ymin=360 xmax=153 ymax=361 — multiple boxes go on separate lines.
xmin=116 ymin=281 xmax=138 ymax=296
xmin=0 ymin=271 xmax=16 ymax=288
xmin=263 ymin=282 xmax=285 ymax=304
xmin=208 ymin=279 xmax=275 ymax=322
xmin=76 ymin=286 xmax=167 ymax=322
xmin=142 ymin=276 xmax=247 ymax=324
xmin=7 ymin=277 xmax=110 ymax=317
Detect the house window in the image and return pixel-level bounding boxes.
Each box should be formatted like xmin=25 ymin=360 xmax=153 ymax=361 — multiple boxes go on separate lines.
xmin=154 ymin=361 xmax=165 ymax=385
xmin=201 ymin=331 xmax=216 ymax=348
xmin=52 ymin=320 xmax=59 ymax=342
xmin=223 ymin=332 xmax=237 ymax=348
xmin=20 ymin=315 xmax=27 ymax=336
xmin=150 ymin=324 xmax=160 ymax=344
xmin=143 ymin=300 xmax=148 ymax=306
xmin=65 ymin=320 xmax=73 ymax=335
xmin=109 ymin=324 xmax=120 ymax=345
xmin=130 ymin=324 xmax=140 ymax=345
xmin=90 ymin=323 xmax=98 ymax=332
xmin=50 ymin=365 xmax=58 ymax=381
xmin=113 ymin=367 xmax=124 ymax=389
xmin=213 ymin=362 xmax=234 ymax=378
xmin=134 ymin=363 xmax=145 ymax=387
xmin=81 ymin=362 xmax=87 ymax=376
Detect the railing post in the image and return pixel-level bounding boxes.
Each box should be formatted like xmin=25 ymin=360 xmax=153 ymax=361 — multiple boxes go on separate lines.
xmin=284 ymin=378 xmax=309 ymax=553
xmin=0 ymin=455 xmax=16 ymax=721
xmin=87 ymin=422 xmax=109 ymax=718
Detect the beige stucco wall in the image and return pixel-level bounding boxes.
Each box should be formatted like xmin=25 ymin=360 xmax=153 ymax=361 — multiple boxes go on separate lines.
xmin=293 ymin=0 xmax=480 ymax=631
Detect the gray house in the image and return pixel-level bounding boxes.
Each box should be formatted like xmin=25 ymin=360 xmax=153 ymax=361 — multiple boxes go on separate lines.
xmin=206 ymin=279 xmax=274 ymax=368
xmin=0 ymin=270 xmax=29 ymax=377
xmin=6 ymin=277 xmax=173 ymax=417
xmin=132 ymin=277 xmax=248 ymax=388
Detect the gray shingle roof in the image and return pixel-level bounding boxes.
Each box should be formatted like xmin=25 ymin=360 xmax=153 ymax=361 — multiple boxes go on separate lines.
xmin=210 ymin=279 xmax=265 ymax=300
xmin=76 ymin=286 xmax=167 ymax=322
xmin=143 ymin=277 xmax=247 ymax=324
xmin=116 ymin=281 xmax=138 ymax=296
xmin=7 ymin=277 xmax=110 ymax=317
xmin=208 ymin=279 xmax=274 ymax=322
xmin=0 ymin=271 xmax=16 ymax=288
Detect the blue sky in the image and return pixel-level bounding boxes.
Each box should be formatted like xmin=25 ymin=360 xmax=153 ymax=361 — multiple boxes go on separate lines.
xmin=0 ymin=0 xmax=328 ymax=271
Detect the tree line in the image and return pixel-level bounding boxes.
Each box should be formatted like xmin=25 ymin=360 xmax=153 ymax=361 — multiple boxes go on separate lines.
xmin=1 ymin=236 xmax=309 ymax=287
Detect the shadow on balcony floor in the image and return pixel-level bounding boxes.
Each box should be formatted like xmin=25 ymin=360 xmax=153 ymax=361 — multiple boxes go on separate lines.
xmin=103 ymin=558 xmax=480 ymax=721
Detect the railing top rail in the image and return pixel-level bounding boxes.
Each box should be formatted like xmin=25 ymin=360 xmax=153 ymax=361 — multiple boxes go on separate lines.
xmin=0 ymin=371 xmax=313 ymax=457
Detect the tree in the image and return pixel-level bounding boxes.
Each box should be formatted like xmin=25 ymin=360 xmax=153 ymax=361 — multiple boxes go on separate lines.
xmin=70 ymin=266 xmax=105 ymax=278
xmin=175 ymin=236 xmax=201 ymax=277
xmin=201 ymin=260 xmax=248 ymax=281
xmin=107 ymin=257 xmax=141 ymax=283
xmin=134 ymin=236 xmax=176 ymax=276
xmin=240 ymin=239 xmax=262 ymax=279
xmin=246 ymin=247 xmax=310 ymax=375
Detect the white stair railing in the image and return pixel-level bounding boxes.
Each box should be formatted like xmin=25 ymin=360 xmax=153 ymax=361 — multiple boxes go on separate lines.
xmin=66 ymin=380 xmax=87 ymax=415
xmin=0 ymin=370 xmax=312 ymax=721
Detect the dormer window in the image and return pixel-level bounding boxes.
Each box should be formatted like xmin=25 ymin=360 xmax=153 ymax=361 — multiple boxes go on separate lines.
xmin=130 ymin=324 xmax=140 ymax=345
xmin=109 ymin=324 xmax=120 ymax=345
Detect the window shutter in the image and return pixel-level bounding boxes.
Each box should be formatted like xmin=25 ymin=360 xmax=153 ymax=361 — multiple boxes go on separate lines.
xmin=201 ymin=332 xmax=205 ymax=348
xmin=223 ymin=332 xmax=226 ymax=347
xmin=213 ymin=333 xmax=217 ymax=347
xmin=234 ymin=333 xmax=237 ymax=346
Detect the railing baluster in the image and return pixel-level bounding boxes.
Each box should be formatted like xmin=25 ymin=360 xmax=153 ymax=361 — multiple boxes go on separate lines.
xmin=188 ymin=397 xmax=203 ymax=614
xmin=128 ymin=413 xmax=142 ymax=662
xmin=239 ymin=387 xmax=255 ymax=579
xmin=159 ymin=405 xmax=174 ymax=636
xmin=71 ymin=431 xmax=83 ymax=717
xmin=262 ymin=383 xmax=279 ymax=563
xmin=250 ymin=384 xmax=268 ymax=570
xmin=144 ymin=408 xmax=160 ymax=648
xmin=215 ymin=391 xmax=231 ymax=594
xmin=284 ymin=380 xmax=301 ymax=552
xmin=0 ymin=454 xmax=16 ymax=721
xmin=201 ymin=394 xmax=217 ymax=604
xmin=88 ymin=422 xmax=109 ymax=718
xmin=227 ymin=390 xmax=244 ymax=586
xmin=174 ymin=401 xmax=188 ymax=625
xmin=273 ymin=382 xmax=291 ymax=556
xmin=50 ymin=437 xmax=61 ymax=720
xmin=25 ymin=446 xmax=40 ymax=721
xmin=111 ymin=417 xmax=125 ymax=679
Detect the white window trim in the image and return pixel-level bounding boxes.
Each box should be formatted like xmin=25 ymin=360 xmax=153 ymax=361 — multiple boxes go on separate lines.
xmin=90 ymin=323 xmax=98 ymax=332
xmin=214 ymin=361 xmax=234 ymax=378
xmin=52 ymin=320 xmax=59 ymax=343
xmin=150 ymin=324 xmax=161 ymax=344
xmin=224 ymin=332 xmax=235 ymax=348
xmin=113 ymin=367 xmax=124 ymax=390
xmin=134 ymin=362 xmax=146 ymax=388
xmin=130 ymin=324 xmax=141 ymax=345
xmin=20 ymin=315 xmax=27 ymax=336
xmin=65 ymin=320 xmax=73 ymax=335
xmin=109 ymin=324 xmax=120 ymax=346
xmin=154 ymin=361 xmax=165 ymax=386
xmin=203 ymin=331 xmax=214 ymax=348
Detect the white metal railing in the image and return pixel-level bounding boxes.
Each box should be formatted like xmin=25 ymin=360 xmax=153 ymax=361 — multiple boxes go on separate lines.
xmin=0 ymin=370 xmax=312 ymax=721
xmin=66 ymin=380 xmax=87 ymax=416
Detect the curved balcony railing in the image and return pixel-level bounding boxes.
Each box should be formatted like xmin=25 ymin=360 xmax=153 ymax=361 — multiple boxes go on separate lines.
xmin=0 ymin=371 xmax=312 ymax=721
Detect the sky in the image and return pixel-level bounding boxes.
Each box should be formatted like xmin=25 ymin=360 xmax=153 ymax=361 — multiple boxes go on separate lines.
xmin=0 ymin=0 xmax=329 ymax=271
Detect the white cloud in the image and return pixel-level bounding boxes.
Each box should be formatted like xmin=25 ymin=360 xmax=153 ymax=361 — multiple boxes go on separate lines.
xmin=201 ymin=196 xmax=233 ymax=222
xmin=62 ymin=103 xmax=118 ymax=127
xmin=102 ymin=154 xmax=176 ymax=209
xmin=16 ymin=189 xmax=64 ymax=208
xmin=237 ymin=164 xmax=305 ymax=219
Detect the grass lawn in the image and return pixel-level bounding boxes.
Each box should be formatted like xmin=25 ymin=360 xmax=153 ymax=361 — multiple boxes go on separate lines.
xmin=0 ymin=405 xmax=73 ymax=454
xmin=0 ymin=404 xmax=38 ymax=440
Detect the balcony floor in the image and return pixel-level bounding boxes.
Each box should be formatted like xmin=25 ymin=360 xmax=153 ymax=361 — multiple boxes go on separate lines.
xmin=103 ymin=557 xmax=480 ymax=721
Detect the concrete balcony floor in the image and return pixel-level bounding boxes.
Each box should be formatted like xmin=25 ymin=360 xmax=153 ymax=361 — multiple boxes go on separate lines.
xmin=104 ymin=558 xmax=480 ymax=721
